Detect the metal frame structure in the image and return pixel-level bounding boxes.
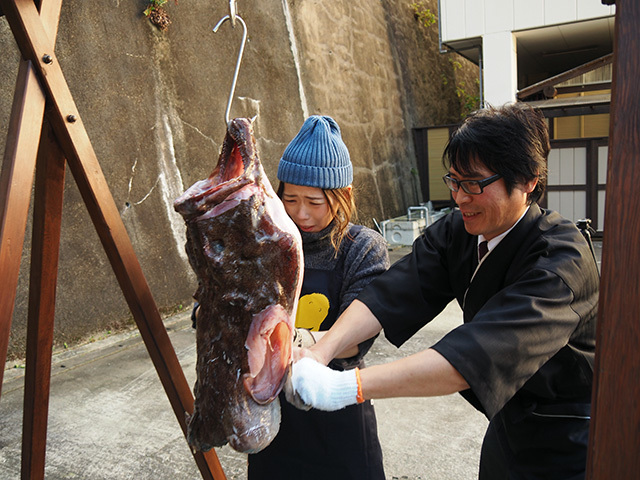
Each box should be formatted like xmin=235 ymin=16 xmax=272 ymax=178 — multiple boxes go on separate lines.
xmin=0 ymin=1 xmax=225 ymax=478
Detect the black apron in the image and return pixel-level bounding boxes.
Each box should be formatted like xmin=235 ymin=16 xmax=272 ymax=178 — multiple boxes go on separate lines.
xmin=248 ymin=235 xmax=385 ymax=480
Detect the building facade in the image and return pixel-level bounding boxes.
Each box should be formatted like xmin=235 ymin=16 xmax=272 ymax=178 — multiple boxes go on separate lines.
xmin=417 ymin=0 xmax=616 ymax=233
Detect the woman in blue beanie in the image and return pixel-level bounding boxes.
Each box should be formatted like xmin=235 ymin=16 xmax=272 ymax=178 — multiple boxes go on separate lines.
xmin=248 ymin=115 xmax=389 ymax=480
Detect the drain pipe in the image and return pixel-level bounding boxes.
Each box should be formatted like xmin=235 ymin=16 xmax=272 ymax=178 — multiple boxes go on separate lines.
xmin=478 ymin=47 xmax=484 ymax=108
xmin=437 ymin=0 xmax=447 ymax=54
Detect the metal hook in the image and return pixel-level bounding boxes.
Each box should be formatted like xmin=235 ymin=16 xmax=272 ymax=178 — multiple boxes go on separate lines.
xmin=213 ymin=12 xmax=247 ymax=124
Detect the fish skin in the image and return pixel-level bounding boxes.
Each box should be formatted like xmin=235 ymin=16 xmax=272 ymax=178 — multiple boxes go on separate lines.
xmin=174 ymin=118 xmax=303 ymax=453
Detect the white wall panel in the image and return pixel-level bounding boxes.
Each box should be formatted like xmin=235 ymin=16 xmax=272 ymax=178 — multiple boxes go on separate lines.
xmin=559 ymin=148 xmax=575 ymax=184
xmin=598 ymin=190 xmax=606 ymax=231
xmin=544 ymin=0 xmax=577 ymax=25
xmin=554 ymin=191 xmax=586 ymax=223
xmin=548 ymin=144 xmax=605 ymax=230
xmin=560 ymin=191 xmax=574 ymax=219
xmin=574 ymin=191 xmax=587 ymax=221
xmin=547 ymin=146 xmax=590 ymax=224
xmin=485 ymin=0 xmax=514 ymax=33
xmin=514 ymin=0 xmax=545 ymax=30
xmin=443 ymin=0 xmax=467 ymax=41
xmin=549 ymin=147 xmax=587 ymax=185
xmin=482 ymin=31 xmax=517 ymax=105
xmin=577 ymin=1 xmax=616 ymax=21
xmin=598 ymin=146 xmax=608 ymax=184
xmin=547 ymin=191 xmax=558 ymax=211
xmin=574 ymin=147 xmax=587 ymax=184
xmin=465 ymin=0 xmax=485 ymax=38
xmin=548 ymin=149 xmax=560 ymax=185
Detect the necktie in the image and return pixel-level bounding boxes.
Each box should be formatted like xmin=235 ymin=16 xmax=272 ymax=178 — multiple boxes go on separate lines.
xmin=478 ymin=240 xmax=488 ymax=262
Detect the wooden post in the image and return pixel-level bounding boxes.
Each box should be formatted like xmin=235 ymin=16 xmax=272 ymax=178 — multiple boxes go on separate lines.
xmin=0 ymin=58 xmax=46 ymax=391
xmin=0 ymin=0 xmax=61 ymax=392
xmin=21 ymin=119 xmax=66 ymax=480
xmin=587 ymin=0 xmax=640 ymax=477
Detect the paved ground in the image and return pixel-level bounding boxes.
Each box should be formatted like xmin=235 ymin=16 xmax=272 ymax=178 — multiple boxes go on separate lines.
xmin=1 ymin=242 xmax=602 ymax=479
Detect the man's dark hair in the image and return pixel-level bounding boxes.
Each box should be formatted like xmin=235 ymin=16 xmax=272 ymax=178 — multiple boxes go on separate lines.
xmin=443 ymin=103 xmax=550 ymax=204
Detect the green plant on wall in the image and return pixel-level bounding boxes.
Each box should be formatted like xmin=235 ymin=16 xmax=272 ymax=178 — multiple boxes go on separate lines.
xmin=410 ymin=1 xmax=437 ymax=28
xmin=456 ymin=79 xmax=481 ymax=116
xmin=449 ymin=59 xmax=480 ymax=116
xmin=144 ymin=0 xmax=177 ymax=32
xmin=410 ymin=3 xmax=480 ymax=117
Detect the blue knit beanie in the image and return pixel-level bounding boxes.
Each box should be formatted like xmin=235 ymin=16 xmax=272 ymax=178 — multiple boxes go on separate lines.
xmin=277 ymin=115 xmax=353 ymax=189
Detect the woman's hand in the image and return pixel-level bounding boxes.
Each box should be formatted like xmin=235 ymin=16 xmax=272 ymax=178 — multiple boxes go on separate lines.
xmin=292 ymin=345 xmax=325 ymax=364
xmin=285 ymin=342 xmax=328 ymax=410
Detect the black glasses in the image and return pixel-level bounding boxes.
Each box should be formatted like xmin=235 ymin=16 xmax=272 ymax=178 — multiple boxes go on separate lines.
xmin=443 ymin=173 xmax=502 ymax=195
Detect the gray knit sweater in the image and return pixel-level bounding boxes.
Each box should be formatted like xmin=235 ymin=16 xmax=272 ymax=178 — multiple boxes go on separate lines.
xmin=300 ymin=222 xmax=390 ymax=369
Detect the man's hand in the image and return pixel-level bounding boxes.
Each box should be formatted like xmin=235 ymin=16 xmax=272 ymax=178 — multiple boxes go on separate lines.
xmin=290 ymin=358 xmax=363 ymax=411
xmin=292 ymin=344 xmax=325 ymax=363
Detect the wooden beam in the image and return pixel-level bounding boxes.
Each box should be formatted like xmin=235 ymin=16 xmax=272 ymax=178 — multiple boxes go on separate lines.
xmin=517 ymin=53 xmax=614 ymax=100
xmin=0 ymin=0 xmax=62 ymax=397
xmin=556 ymin=81 xmax=612 ymax=95
xmin=0 ymin=53 xmax=46 ymax=397
xmin=21 ymin=119 xmax=65 ymax=480
xmin=17 ymin=4 xmax=64 ymax=475
xmin=587 ymin=0 xmax=640 ymax=477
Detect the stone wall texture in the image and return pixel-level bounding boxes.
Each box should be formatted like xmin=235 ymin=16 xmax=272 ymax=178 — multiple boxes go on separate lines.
xmin=0 ymin=0 xmax=477 ymax=358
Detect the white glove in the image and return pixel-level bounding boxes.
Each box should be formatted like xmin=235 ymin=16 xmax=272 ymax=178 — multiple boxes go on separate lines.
xmin=283 ymin=366 xmax=312 ymax=411
xmin=291 ymin=357 xmax=362 ymax=411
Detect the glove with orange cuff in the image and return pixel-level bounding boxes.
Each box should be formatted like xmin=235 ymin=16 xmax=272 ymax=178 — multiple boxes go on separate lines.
xmin=290 ymin=357 xmax=365 ymax=411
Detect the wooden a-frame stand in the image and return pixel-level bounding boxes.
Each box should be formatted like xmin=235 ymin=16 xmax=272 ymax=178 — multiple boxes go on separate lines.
xmin=0 ymin=1 xmax=226 ymax=478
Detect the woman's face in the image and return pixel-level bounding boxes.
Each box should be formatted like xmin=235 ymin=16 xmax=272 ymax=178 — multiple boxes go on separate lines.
xmin=281 ymin=183 xmax=334 ymax=233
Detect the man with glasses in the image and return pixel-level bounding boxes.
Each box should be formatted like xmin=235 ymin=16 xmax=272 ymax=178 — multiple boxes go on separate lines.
xmin=289 ymin=103 xmax=599 ymax=479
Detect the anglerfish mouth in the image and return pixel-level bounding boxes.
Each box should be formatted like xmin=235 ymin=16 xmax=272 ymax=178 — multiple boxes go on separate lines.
xmin=173 ymin=118 xmax=258 ymax=220
xmin=244 ymin=304 xmax=293 ymax=405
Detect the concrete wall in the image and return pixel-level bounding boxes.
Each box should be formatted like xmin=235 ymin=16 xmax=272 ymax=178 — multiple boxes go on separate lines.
xmin=0 ymin=0 xmax=477 ymax=358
